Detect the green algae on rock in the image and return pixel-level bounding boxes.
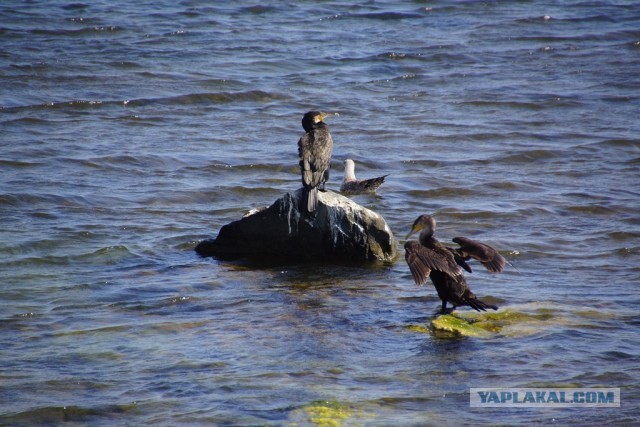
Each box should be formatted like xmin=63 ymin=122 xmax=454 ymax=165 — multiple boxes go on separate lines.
xmin=454 ymin=308 xmax=554 ymax=337
xmin=407 ymin=308 xmax=559 ymax=338
xmin=431 ymin=314 xmax=492 ymax=337
xmin=304 ymin=401 xmax=353 ymax=427
xmin=286 ymin=400 xmax=377 ymax=427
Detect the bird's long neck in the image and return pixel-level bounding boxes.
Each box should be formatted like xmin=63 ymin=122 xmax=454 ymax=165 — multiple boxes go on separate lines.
xmin=419 ymin=230 xmax=438 ymax=247
xmin=343 ymin=162 xmax=356 ymax=182
xmin=303 ymin=120 xmax=321 ymax=132
xmin=315 ymin=122 xmax=328 ymax=132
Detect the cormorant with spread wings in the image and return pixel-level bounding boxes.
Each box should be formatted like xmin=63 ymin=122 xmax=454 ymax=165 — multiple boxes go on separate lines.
xmin=404 ymin=214 xmax=506 ymax=314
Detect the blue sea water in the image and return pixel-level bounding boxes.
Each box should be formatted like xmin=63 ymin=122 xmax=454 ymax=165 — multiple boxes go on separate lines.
xmin=1 ymin=1 xmax=639 ymax=425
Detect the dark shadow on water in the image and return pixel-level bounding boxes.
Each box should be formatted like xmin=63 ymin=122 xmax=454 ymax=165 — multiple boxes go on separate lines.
xmin=201 ymin=250 xmax=395 ymax=274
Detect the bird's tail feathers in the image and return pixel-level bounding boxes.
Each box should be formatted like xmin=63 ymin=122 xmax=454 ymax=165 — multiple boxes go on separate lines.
xmin=466 ymin=296 xmax=498 ymax=312
xmin=302 ymin=187 xmax=318 ymax=214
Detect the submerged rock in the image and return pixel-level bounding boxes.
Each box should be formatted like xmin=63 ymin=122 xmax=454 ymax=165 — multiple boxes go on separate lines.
xmin=304 ymin=401 xmax=354 ymax=427
xmin=287 ymin=400 xmax=374 ymax=427
xmin=195 ymin=188 xmax=397 ymax=263
xmin=408 ymin=308 xmax=557 ymax=338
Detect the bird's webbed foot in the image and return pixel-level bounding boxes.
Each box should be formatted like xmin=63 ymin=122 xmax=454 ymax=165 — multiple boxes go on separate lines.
xmin=439 ymin=301 xmax=456 ymax=314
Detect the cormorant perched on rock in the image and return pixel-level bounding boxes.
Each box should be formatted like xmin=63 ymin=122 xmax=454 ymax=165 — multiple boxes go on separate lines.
xmin=340 ymin=159 xmax=388 ymax=194
xmin=298 ymin=111 xmax=333 ymax=214
xmin=404 ymin=214 xmax=506 ymax=314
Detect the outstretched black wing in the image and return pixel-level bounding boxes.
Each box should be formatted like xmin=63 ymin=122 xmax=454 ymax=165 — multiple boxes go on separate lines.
xmin=452 ymin=236 xmax=506 ymax=273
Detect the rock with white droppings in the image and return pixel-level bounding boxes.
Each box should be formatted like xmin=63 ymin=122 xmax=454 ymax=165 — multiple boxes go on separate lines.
xmin=195 ymin=188 xmax=397 ymax=263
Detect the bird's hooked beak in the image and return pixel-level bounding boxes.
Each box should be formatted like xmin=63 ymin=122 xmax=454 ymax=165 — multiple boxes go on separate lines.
xmin=318 ymin=112 xmax=339 ymax=122
xmin=406 ymin=224 xmax=421 ymax=240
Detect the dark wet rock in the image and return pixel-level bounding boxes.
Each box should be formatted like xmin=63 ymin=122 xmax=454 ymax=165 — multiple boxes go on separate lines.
xmin=195 ymin=188 xmax=397 ymax=263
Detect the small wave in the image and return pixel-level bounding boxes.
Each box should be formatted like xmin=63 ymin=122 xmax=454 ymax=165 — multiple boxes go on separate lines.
xmin=513 ymin=13 xmax=618 ymax=26
xmin=492 ymin=149 xmax=566 ymax=163
xmin=602 ymin=95 xmax=636 ymax=103
xmin=0 ymin=404 xmax=140 ymax=426
xmin=402 ymin=158 xmax=444 ymax=168
xmin=356 ymin=49 xmax=473 ymax=65
xmin=1 ymin=89 xmax=287 ymax=112
xmin=608 ymin=230 xmax=640 ymax=241
xmin=0 ymin=159 xmax=44 ymax=168
xmin=482 ymin=93 xmax=585 ymax=109
xmin=0 ymin=192 xmax=95 ymax=208
xmin=110 ymin=114 xmax=167 ymax=125
xmin=0 ymin=116 xmax=51 ymax=126
xmin=0 ymin=99 xmax=115 ymax=113
xmin=62 ymin=3 xmax=89 ymax=11
xmin=4 ymin=245 xmax=133 ymax=269
xmin=599 ymin=351 xmax=638 ymax=362
xmin=345 ymin=11 xmax=424 ymax=20
xmin=110 ymin=296 xmax=209 ymax=316
xmin=459 ymin=100 xmax=545 ymax=110
xmin=31 ymin=26 xmax=123 ymax=36
xmin=406 ymin=187 xmax=476 ymax=199
xmin=64 ymin=17 xmax=102 ymax=25
xmin=51 ymin=325 xmax=130 ymax=337
xmin=563 ymin=204 xmax=619 ymax=216
xmin=593 ymin=138 xmax=640 ymax=150
xmin=183 ymin=162 xmax=233 ymax=172
xmin=89 ymin=245 xmax=132 ymax=258
xmin=511 ymin=29 xmax=636 ymax=44
xmin=228 ymin=163 xmax=288 ymax=172
xmin=107 ymin=60 xmax=142 ymax=69
xmin=73 ymin=154 xmax=158 ymax=169
xmin=437 ymin=208 xmax=516 ymax=222
xmin=126 ymin=90 xmax=290 ymax=107
xmin=9 ymin=62 xmax=50 ymax=71
xmin=483 ymin=181 xmax=520 ymax=191
xmin=240 ymin=5 xmax=276 ymax=14
xmin=378 ymin=51 xmax=424 ymax=60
